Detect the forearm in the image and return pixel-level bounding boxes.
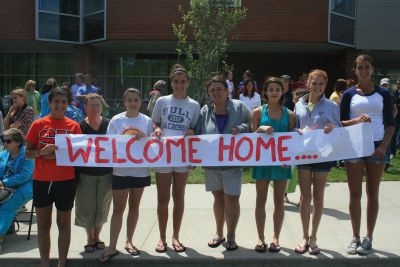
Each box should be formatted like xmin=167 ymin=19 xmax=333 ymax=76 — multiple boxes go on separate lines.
xmin=381 ymin=126 xmax=395 ymax=148
xmin=25 ymin=148 xmax=41 ymax=159
xmin=341 ymin=118 xmax=361 ymax=127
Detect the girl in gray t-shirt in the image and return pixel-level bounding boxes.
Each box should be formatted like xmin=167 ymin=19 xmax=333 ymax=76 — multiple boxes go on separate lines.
xmin=151 ymin=65 xmax=200 ymax=253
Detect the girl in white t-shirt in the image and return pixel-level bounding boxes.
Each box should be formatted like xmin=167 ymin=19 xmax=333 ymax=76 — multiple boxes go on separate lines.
xmin=152 ymin=65 xmax=200 ymax=253
xmin=240 ymin=80 xmax=261 ymax=112
xmin=99 ymin=88 xmax=152 ymax=262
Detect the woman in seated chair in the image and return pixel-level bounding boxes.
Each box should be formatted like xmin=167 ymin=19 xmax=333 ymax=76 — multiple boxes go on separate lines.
xmin=0 ymin=128 xmax=34 ymax=252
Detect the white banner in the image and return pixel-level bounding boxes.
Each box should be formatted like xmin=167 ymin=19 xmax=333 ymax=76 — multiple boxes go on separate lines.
xmin=55 ymin=123 xmax=374 ymax=167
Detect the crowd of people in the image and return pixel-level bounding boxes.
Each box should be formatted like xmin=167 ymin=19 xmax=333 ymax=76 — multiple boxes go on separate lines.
xmin=0 ymin=54 xmax=398 ymax=266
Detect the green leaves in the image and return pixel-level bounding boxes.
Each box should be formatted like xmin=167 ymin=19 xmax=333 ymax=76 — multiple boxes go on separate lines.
xmin=173 ymin=0 xmax=246 ymax=96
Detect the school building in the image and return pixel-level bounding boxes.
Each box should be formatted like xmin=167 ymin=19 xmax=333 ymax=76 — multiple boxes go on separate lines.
xmin=0 ymin=0 xmax=399 ymax=103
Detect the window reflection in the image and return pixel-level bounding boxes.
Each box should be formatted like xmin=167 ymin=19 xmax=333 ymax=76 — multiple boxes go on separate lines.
xmin=37 ymin=0 xmax=105 ymax=43
xmin=39 ymin=0 xmax=79 ymax=15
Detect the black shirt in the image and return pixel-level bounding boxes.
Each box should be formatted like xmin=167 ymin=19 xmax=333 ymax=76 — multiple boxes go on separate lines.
xmin=77 ymin=117 xmax=113 ymax=176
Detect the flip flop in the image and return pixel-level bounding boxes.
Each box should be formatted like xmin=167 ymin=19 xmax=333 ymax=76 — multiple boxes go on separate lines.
xmin=294 ymin=243 xmax=309 ymax=254
xmin=98 ymin=250 xmax=119 ymax=263
xmin=208 ymin=237 xmax=226 ymax=248
xmin=155 ymin=242 xmax=167 ymax=253
xmin=309 ymin=244 xmax=320 ymax=255
xmin=125 ymin=245 xmax=140 ymax=256
xmin=172 ymin=241 xmax=186 ymax=253
xmin=269 ymin=242 xmax=281 ymax=253
xmin=254 ymin=243 xmax=267 ymax=253
xmin=94 ymin=241 xmax=106 ymax=250
xmin=226 ymin=240 xmax=238 ymax=251
xmin=84 ymin=243 xmax=96 ymax=253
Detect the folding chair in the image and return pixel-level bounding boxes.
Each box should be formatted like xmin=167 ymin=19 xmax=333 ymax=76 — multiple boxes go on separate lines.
xmin=14 ymin=203 xmax=35 ymax=240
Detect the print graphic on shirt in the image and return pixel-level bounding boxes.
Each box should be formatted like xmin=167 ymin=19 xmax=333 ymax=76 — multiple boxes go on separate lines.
xmin=162 ymin=106 xmax=192 ymax=132
xmin=121 ymin=126 xmax=144 ymax=136
xmin=38 ymin=128 xmax=74 ymax=148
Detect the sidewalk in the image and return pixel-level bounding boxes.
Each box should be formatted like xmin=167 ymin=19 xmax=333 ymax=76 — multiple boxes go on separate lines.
xmin=1 ymin=182 xmax=399 ymax=267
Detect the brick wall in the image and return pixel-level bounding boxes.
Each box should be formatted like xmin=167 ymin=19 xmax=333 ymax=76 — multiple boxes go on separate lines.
xmin=74 ymin=45 xmax=97 ymax=75
xmin=0 ymin=0 xmax=328 ymax=43
xmin=0 ymin=0 xmax=35 ymax=40
xmin=107 ymin=0 xmax=328 ymax=43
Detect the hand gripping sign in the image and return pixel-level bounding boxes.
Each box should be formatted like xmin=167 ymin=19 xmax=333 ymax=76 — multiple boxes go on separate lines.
xmin=55 ymin=123 xmax=374 ymax=168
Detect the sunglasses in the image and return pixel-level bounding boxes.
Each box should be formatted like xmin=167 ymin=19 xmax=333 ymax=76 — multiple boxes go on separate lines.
xmin=3 ymin=139 xmax=13 ymax=144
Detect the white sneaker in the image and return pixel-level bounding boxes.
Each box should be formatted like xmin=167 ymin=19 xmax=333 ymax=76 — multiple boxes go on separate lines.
xmin=347 ymin=237 xmax=360 ymax=255
xmin=356 ymin=237 xmax=372 ymax=255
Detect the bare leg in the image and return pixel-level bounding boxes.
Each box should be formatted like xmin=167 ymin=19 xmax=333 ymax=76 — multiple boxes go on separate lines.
xmin=105 ymin=189 xmax=129 ymax=253
xmin=85 ymin=227 xmax=94 ymax=245
xmin=224 ymin=193 xmax=240 ymax=249
xmin=309 ymin=172 xmax=328 ymax=245
xmin=93 ymin=225 xmax=103 ymax=243
xmin=155 ymin=172 xmax=172 ymax=249
xmin=255 ymin=180 xmax=269 ymax=245
xmin=365 ymin=162 xmax=384 ymax=239
xmin=36 ymin=206 xmax=53 ymax=267
xmin=126 ymin=188 xmax=145 ymax=248
xmin=212 ymin=190 xmax=225 ymax=239
xmin=56 ymin=209 xmax=72 ymax=267
xmin=345 ymin=162 xmax=364 ymax=239
xmin=272 ymin=180 xmax=287 ymax=245
xmin=171 ymin=171 xmax=189 ymax=249
xmin=298 ymin=169 xmax=312 ymax=246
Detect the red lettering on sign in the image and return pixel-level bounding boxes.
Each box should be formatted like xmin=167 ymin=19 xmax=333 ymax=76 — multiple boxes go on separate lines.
xmin=95 ymin=137 xmax=109 ymax=163
xmin=218 ymin=136 xmax=235 ymax=161
xmin=277 ymin=135 xmax=291 ymax=162
xmin=256 ymin=137 xmax=276 ymax=162
xmin=166 ymin=138 xmax=186 ymax=164
xmin=66 ymin=137 xmax=92 ymax=163
xmin=112 ymin=138 xmax=127 ymax=163
xmin=144 ymin=139 xmax=163 ymax=163
xmin=235 ymin=136 xmax=253 ymax=161
xmin=126 ymin=138 xmax=143 ymax=163
xmin=188 ymin=137 xmax=202 ymax=164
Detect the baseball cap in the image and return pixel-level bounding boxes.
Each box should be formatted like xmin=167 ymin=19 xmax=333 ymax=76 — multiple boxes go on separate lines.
xmin=380 ymin=78 xmax=390 ymax=86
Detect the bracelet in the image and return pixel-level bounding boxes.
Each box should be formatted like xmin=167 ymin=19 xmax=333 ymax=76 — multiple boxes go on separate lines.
xmin=37 ymin=149 xmax=41 ymax=156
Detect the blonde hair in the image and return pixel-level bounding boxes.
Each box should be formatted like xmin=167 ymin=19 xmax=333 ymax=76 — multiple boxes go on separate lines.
xmin=308 ymin=69 xmax=328 ymax=83
xmin=84 ymin=93 xmax=104 ymax=105
xmin=24 ymin=80 xmax=36 ymax=91
xmin=10 ymin=88 xmax=28 ymax=105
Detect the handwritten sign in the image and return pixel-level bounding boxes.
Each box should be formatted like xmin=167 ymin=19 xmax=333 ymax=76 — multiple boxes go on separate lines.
xmin=55 ymin=123 xmax=374 ymax=167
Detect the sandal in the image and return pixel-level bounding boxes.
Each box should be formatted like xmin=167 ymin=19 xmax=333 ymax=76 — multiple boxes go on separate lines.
xmin=84 ymin=243 xmax=96 ymax=253
xmin=269 ymin=242 xmax=281 ymax=253
xmin=98 ymin=250 xmax=119 ymax=263
xmin=294 ymin=243 xmax=309 ymax=254
xmin=226 ymin=240 xmax=238 ymax=251
xmin=155 ymin=242 xmax=167 ymax=253
xmin=309 ymin=243 xmax=320 ymax=255
xmin=208 ymin=237 xmax=226 ymax=248
xmin=94 ymin=241 xmax=106 ymax=250
xmin=125 ymin=245 xmax=140 ymax=256
xmin=254 ymin=243 xmax=267 ymax=253
xmin=172 ymin=241 xmax=186 ymax=253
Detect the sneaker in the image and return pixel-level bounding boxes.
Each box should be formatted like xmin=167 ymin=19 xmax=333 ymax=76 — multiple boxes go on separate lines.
xmin=356 ymin=237 xmax=372 ymax=255
xmin=347 ymin=237 xmax=360 ymax=255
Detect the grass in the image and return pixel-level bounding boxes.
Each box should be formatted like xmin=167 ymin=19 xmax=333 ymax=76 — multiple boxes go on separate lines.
xmin=150 ymin=155 xmax=400 ymax=184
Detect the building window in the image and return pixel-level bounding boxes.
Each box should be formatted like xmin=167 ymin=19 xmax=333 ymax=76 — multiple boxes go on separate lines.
xmin=36 ymin=0 xmax=105 ymax=44
xmin=328 ymin=0 xmax=355 ymax=47
xmin=0 ymin=53 xmax=74 ymax=97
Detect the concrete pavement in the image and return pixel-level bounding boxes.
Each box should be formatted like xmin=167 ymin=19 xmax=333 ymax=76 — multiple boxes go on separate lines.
xmin=0 ymin=182 xmax=399 ymax=266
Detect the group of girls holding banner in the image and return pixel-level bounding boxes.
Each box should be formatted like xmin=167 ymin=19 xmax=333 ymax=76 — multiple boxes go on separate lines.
xmin=23 ymin=53 xmax=393 ymax=266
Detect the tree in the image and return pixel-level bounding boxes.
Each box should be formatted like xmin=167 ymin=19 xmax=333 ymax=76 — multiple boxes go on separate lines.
xmin=172 ymin=0 xmax=246 ymax=102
